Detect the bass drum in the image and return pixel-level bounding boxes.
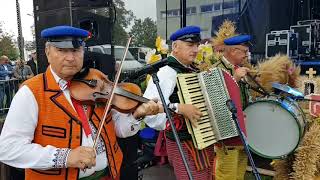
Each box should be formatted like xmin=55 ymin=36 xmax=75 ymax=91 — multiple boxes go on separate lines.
xmin=244 ymin=96 xmax=306 ymax=159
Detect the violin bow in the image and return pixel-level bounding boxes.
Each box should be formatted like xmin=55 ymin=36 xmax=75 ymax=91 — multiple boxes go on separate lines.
xmin=93 ymin=37 xmax=132 ymax=148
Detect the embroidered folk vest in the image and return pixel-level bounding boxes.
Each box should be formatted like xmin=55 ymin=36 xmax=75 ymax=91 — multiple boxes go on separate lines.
xmin=23 ymin=68 xmax=123 ymax=180
xmin=212 ymin=58 xmax=250 ymax=108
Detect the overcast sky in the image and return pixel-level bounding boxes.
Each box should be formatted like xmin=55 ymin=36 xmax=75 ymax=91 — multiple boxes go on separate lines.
xmin=0 ymin=0 xmax=157 ymax=41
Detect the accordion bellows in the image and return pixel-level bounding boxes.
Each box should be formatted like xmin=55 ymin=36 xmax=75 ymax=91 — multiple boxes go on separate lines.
xmin=177 ymin=68 xmax=246 ymax=149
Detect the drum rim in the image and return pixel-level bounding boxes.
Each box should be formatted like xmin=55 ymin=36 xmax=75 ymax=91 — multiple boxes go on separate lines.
xmin=245 ymin=98 xmax=305 ymax=159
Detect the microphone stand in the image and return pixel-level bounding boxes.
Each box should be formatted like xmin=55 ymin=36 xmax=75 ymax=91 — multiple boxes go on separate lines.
xmin=151 ymin=72 xmax=193 ymax=180
xmin=226 ymin=100 xmax=261 ymax=180
xmin=244 ymin=73 xmax=269 ymax=97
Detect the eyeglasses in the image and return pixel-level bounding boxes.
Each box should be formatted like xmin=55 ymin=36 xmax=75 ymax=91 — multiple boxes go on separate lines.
xmin=234 ymin=47 xmax=249 ymax=54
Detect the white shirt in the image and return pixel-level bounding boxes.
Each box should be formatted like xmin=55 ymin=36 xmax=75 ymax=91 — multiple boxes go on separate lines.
xmin=143 ymin=57 xmax=184 ymax=130
xmin=0 ymin=67 xmax=142 ymax=178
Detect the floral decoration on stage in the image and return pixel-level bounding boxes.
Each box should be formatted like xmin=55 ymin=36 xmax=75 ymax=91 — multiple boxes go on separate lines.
xmin=144 ymin=36 xmax=169 ymax=83
xmin=250 ymin=54 xmax=300 ymax=99
xmin=155 ymin=36 xmax=169 ymax=55
xmin=212 ymin=20 xmax=238 ymax=54
xmin=194 ymin=43 xmax=215 ymax=71
xmin=145 ymin=36 xmax=168 ymax=65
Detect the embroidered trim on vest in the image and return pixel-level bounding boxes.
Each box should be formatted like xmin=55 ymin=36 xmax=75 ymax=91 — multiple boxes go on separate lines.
xmin=52 ymin=148 xmax=71 ymax=168
xmin=42 ymin=125 xmax=67 ymax=139
xmin=113 ymin=143 xmax=119 ymax=153
xmin=89 ymin=121 xmax=106 ymax=155
xmin=92 ymin=111 xmax=119 ymax=177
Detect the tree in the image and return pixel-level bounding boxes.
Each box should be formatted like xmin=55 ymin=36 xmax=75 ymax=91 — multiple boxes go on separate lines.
xmin=0 ymin=33 xmax=19 ymax=60
xmin=25 ymin=40 xmax=36 ymax=52
xmin=112 ymin=0 xmax=135 ymax=45
xmin=129 ymin=17 xmax=157 ymax=48
xmin=0 ymin=22 xmax=19 ymax=60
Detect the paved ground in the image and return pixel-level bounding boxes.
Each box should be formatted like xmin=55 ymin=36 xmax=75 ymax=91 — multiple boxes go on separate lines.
xmin=141 ymin=164 xmax=176 ymax=180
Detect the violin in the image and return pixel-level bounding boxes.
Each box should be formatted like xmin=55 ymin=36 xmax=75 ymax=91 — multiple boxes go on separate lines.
xmin=69 ymin=68 xmax=150 ymax=113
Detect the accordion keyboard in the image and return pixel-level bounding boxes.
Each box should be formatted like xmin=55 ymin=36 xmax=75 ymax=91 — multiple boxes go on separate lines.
xmin=177 ymin=68 xmax=239 ymax=150
xmin=177 ymin=73 xmax=217 ymax=149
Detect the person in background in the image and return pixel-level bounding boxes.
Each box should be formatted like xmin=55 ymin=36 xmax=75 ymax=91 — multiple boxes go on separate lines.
xmin=13 ymin=60 xmax=34 ymax=81
xmin=27 ymin=50 xmax=38 ymax=75
xmin=0 ymin=55 xmax=14 ymax=111
xmin=0 ymin=56 xmax=13 ymax=80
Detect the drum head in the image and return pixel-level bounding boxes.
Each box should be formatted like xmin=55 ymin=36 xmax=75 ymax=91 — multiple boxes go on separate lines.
xmin=245 ymin=101 xmax=300 ymax=159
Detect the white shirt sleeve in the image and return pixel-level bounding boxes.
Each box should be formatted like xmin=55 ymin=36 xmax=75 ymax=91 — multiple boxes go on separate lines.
xmin=0 ymin=85 xmax=62 ymax=169
xmin=111 ymin=109 xmax=141 ymax=138
xmin=143 ymin=66 xmax=177 ymax=131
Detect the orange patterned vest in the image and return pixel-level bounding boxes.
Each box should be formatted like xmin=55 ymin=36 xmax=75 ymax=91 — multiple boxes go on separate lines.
xmin=23 ymin=68 xmax=123 ymax=180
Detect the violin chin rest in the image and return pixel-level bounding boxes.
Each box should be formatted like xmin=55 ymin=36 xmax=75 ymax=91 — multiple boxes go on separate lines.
xmin=74 ymin=67 xmax=90 ymax=79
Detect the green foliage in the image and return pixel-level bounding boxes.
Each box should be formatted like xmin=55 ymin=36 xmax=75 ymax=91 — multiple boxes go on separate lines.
xmin=112 ymin=0 xmax=135 ymax=45
xmin=25 ymin=40 xmax=36 ymax=52
xmin=0 ymin=22 xmax=19 ymax=60
xmin=129 ymin=17 xmax=157 ymax=48
xmin=0 ymin=33 xmax=19 ymax=60
xmin=113 ymin=23 xmax=129 ymax=46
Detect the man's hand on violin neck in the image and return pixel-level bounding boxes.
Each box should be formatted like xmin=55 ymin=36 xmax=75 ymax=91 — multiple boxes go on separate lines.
xmin=67 ymin=146 xmax=96 ymax=170
xmin=133 ymin=100 xmax=163 ymax=119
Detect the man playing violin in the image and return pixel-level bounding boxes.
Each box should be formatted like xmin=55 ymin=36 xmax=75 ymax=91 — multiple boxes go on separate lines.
xmin=0 ymin=26 xmax=162 ymax=180
xmin=143 ymin=26 xmax=215 ymax=179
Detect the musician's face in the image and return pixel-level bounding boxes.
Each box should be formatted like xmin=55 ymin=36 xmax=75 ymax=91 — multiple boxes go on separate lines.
xmin=45 ymin=44 xmax=84 ymax=80
xmin=173 ymin=40 xmax=199 ymax=65
xmin=230 ymin=45 xmax=249 ymax=65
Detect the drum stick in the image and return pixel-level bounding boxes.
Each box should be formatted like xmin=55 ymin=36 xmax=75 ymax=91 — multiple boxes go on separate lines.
xmin=246 ymin=166 xmax=275 ymax=176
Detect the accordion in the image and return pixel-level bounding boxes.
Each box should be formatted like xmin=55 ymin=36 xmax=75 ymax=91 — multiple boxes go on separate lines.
xmin=176 ymin=67 xmax=245 ymax=149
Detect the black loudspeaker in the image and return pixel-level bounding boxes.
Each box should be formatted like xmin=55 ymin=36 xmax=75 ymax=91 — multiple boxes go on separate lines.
xmin=35 ymin=8 xmax=112 ymax=47
xmin=33 ymin=0 xmax=113 ymax=73
xmin=84 ymin=51 xmax=115 ymax=80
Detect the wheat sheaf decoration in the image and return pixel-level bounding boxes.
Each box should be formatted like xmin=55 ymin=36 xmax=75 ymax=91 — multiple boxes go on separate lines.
xmin=212 ymin=20 xmax=238 ymax=50
xmin=250 ymin=54 xmax=300 ymax=98
xmin=291 ymin=119 xmax=320 ymax=180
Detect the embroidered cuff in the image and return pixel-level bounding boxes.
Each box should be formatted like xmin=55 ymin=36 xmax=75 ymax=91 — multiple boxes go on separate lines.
xmin=52 ymin=148 xmax=71 ymax=168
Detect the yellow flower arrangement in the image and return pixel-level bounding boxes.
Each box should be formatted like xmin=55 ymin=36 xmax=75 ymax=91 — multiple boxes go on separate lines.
xmin=194 ymin=43 xmax=215 ymax=71
xmin=143 ymin=36 xmax=169 ymax=84
xmin=145 ymin=49 xmax=162 ymax=64
xmin=155 ymin=36 xmax=169 ymax=55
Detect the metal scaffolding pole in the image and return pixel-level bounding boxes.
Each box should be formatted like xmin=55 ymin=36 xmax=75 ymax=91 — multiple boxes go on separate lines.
xmin=16 ymin=0 xmax=24 ymax=60
xmin=179 ymin=0 xmax=186 ymax=28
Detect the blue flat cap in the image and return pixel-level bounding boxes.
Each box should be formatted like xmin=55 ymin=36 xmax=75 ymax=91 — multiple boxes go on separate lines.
xmin=170 ymin=26 xmax=201 ymax=43
xmin=41 ymin=26 xmax=89 ymax=48
xmin=224 ymin=34 xmax=252 ymax=46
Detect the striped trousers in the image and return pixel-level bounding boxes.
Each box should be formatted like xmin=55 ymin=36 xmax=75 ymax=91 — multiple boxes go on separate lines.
xmin=166 ymin=139 xmax=214 ymax=180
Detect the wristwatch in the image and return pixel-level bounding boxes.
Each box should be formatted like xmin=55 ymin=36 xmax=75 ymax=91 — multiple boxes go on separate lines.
xmin=169 ymin=103 xmax=179 ymax=113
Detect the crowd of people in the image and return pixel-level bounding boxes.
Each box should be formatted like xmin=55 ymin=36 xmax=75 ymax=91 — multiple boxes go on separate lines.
xmin=0 ymin=53 xmax=36 ymax=114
